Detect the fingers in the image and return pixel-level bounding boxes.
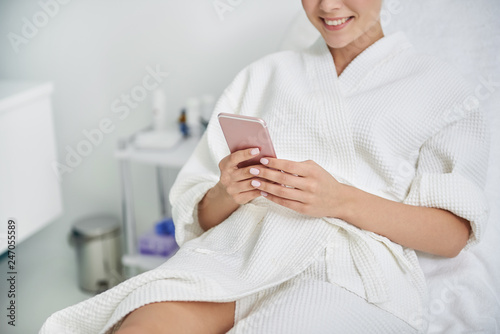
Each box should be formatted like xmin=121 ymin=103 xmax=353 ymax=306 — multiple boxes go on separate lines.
xmin=224 ymin=175 xmax=260 ymax=197
xmin=250 ymin=178 xmax=306 ymax=202
xmin=248 ymin=174 xmax=312 ymax=216
xmin=247 ymin=164 xmax=309 ymax=191
xmin=227 ymin=147 xmax=261 ymax=168
xmin=218 ymin=148 xmax=266 ymax=205
xmin=259 ymin=157 xmax=313 ymax=177
xmin=219 ymin=153 xmax=316 ymax=205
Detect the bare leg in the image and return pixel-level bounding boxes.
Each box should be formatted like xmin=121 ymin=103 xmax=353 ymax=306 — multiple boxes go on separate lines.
xmin=115 ymin=300 xmax=236 ymax=334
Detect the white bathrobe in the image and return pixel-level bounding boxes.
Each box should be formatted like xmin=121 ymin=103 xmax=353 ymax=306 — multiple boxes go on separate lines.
xmin=39 ymin=32 xmax=489 ymax=334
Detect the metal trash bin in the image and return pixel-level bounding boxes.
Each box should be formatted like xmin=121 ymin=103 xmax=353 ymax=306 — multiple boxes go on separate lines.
xmin=69 ymin=214 xmax=123 ymax=293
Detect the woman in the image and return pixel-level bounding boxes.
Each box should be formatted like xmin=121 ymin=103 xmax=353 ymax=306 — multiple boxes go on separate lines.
xmin=41 ymin=0 xmax=489 ymax=333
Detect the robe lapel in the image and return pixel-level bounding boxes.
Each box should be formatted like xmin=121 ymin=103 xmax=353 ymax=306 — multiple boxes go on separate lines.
xmin=303 ymin=33 xmax=412 ymax=186
xmin=304 ymin=37 xmax=357 ymax=185
xmin=337 ymin=31 xmax=412 ymax=95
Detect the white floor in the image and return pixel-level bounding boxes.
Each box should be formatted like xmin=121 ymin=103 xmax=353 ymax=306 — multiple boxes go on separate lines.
xmin=0 ymin=217 xmax=93 ymax=334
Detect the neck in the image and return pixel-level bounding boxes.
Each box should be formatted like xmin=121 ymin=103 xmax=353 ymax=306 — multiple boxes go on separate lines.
xmin=330 ymin=24 xmax=384 ymax=76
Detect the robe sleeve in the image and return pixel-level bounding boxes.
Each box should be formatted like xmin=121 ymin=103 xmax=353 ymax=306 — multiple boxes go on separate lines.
xmin=168 ymin=73 xmax=246 ymax=248
xmin=168 ymin=133 xmax=220 ymax=248
xmin=403 ymin=108 xmax=490 ymax=250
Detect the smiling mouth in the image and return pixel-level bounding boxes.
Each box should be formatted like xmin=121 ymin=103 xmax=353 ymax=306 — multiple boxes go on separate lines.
xmin=323 ymin=16 xmax=353 ymax=27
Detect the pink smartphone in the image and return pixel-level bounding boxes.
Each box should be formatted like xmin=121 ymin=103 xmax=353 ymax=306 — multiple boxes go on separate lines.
xmin=218 ymin=112 xmax=277 ymax=168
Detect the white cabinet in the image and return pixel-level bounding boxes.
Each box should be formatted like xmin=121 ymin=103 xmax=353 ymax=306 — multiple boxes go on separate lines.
xmin=0 ymin=82 xmax=63 ymax=254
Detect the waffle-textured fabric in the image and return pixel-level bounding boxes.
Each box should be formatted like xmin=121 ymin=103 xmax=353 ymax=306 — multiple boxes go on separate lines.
xmin=39 ymin=32 xmax=489 ymax=334
xmin=228 ymin=240 xmax=416 ymax=333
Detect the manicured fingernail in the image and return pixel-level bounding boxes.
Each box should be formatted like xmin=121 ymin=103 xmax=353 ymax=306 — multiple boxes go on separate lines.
xmin=251 ymin=180 xmax=261 ymax=187
xmin=251 ymin=148 xmax=260 ymax=155
xmin=249 ymin=168 xmax=260 ymax=176
xmin=260 ymin=158 xmax=269 ymax=165
xmin=261 ymin=191 xmax=268 ymax=197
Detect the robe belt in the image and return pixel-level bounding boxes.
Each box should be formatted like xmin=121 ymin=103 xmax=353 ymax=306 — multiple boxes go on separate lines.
xmin=323 ymin=218 xmax=413 ymax=304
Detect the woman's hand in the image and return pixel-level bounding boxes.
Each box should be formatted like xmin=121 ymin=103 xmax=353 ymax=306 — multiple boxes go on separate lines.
xmin=216 ymin=147 xmax=264 ymax=205
xmin=249 ymin=157 xmax=346 ymax=218
xmin=198 ymin=147 xmax=265 ymax=231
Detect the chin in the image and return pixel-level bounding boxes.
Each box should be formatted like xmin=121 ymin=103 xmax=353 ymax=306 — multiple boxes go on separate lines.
xmin=322 ymin=35 xmax=352 ymax=50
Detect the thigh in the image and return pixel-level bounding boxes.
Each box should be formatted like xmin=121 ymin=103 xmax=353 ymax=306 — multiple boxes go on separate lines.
xmin=229 ymin=279 xmax=416 ymax=334
xmin=116 ymin=300 xmax=236 ymax=334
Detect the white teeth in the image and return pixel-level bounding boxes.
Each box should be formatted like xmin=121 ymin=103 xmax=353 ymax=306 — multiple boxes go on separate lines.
xmin=325 ymin=17 xmax=349 ymax=26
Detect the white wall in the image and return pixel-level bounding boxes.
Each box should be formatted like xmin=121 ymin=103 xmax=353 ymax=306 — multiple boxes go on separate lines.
xmin=0 ymin=0 xmax=302 ymax=236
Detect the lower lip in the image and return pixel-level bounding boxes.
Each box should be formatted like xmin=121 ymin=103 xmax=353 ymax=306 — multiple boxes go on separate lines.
xmin=323 ymin=17 xmax=352 ymax=31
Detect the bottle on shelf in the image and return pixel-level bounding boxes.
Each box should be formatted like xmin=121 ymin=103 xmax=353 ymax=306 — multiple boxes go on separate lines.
xmin=152 ymin=88 xmax=168 ymax=132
